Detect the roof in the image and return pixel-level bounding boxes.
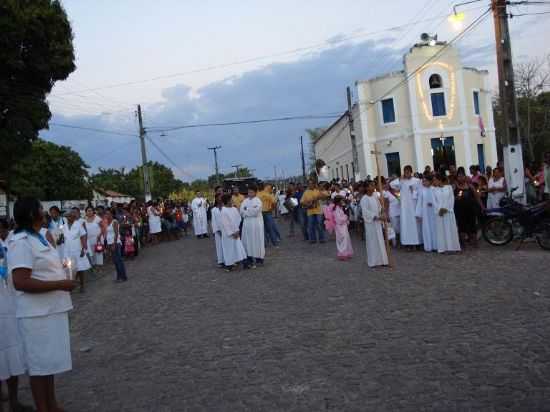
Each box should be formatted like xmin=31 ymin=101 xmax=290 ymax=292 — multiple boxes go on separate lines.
xmin=95 ymin=188 xmax=132 ymax=198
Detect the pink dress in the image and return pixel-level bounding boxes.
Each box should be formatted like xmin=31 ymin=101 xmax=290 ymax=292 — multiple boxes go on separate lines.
xmin=334 ymin=206 xmax=353 ymax=260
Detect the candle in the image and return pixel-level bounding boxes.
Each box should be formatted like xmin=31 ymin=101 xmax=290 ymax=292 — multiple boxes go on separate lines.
xmin=63 ymin=258 xmax=74 ymax=280
xmin=458 ymin=190 xmax=463 ymax=198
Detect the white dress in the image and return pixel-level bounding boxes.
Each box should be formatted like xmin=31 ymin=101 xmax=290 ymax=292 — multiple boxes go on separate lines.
xmin=7 ymin=231 xmax=73 ymax=376
xmin=360 ymin=194 xmax=389 ymax=267
xmin=390 ymin=177 xmax=422 ymax=245
xmin=432 ymin=186 xmax=461 ymax=253
xmin=0 ymin=238 xmax=26 ymax=380
xmin=191 ymin=198 xmax=208 ymax=236
xmin=240 ymin=197 xmax=265 ymax=259
xmin=62 ymin=220 xmax=91 ymax=272
xmin=85 ymin=216 xmax=103 ymax=266
xmin=487 ymin=177 xmax=506 ymax=210
xmin=48 ymin=217 xmax=66 ymax=259
xmin=220 ymin=207 xmax=247 ymax=266
xmin=383 ymin=190 xmax=401 ymax=234
xmin=148 ymin=206 xmax=162 ymax=234
xmin=211 ymin=207 xmax=224 ymax=265
xmin=415 ymin=186 xmax=438 ymax=252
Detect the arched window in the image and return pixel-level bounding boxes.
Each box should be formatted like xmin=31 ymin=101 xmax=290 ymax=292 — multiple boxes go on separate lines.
xmin=429 ymin=74 xmax=443 ymax=89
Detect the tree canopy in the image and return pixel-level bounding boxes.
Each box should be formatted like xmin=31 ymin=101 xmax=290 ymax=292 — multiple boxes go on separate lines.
xmin=11 ymin=139 xmax=89 ymax=200
xmin=0 ymin=0 xmax=76 ymax=191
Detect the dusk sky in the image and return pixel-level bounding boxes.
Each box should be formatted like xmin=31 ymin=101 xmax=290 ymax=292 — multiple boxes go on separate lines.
xmin=41 ymin=0 xmax=550 ymax=181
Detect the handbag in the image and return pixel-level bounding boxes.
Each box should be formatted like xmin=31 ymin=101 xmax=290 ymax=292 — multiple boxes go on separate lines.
xmin=124 ymin=235 xmax=135 ymax=254
xmin=95 ymin=242 xmax=104 ymax=253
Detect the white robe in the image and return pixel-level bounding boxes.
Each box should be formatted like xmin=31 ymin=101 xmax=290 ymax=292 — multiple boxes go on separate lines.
xmin=148 ymin=206 xmax=162 ymax=234
xmin=240 ymin=197 xmax=265 ymax=259
xmin=62 ymin=220 xmax=91 ymax=272
xmin=415 ymin=186 xmax=438 ymax=252
xmin=191 ymin=197 xmax=208 ymax=236
xmin=211 ymin=207 xmax=224 ymax=265
xmin=390 ymin=177 xmax=422 ymax=245
xmin=487 ymin=177 xmax=506 ymax=210
xmin=84 ymin=216 xmax=103 ymax=265
xmin=360 ymin=194 xmax=388 ymax=268
xmin=220 ymin=207 xmax=247 ymax=266
xmin=432 ymin=186 xmax=461 ymax=253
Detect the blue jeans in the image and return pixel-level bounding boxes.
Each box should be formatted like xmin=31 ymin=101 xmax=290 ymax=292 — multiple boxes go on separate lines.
xmin=112 ymin=244 xmax=127 ymax=281
xmin=307 ymin=214 xmax=326 ymax=243
xmin=298 ymin=207 xmax=309 ymax=240
xmin=262 ymin=212 xmax=281 ymax=246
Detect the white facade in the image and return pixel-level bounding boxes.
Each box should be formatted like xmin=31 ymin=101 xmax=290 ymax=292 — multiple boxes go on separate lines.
xmin=315 ymin=39 xmax=498 ymax=179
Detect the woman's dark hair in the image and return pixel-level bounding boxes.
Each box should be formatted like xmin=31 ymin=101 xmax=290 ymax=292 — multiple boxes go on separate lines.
xmin=14 ymin=197 xmax=43 ymax=233
xmin=423 ymin=175 xmax=434 ymax=182
xmin=0 ymin=218 xmax=10 ymax=230
xmin=434 ymin=173 xmax=447 ymax=183
xmin=248 ymin=184 xmax=258 ymax=193
xmin=49 ymin=205 xmax=60 ymax=214
xmin=404 ymin=165 xmax=413 ymax=173
xmin=221 ymin=194 xmax=232 ymax=206
xmin=457 ymin=167 xmax=466 ymax=176
xmin=86 ymin=206 xmax=94 ymax=212
xmin=333 ymin=195 xmax=344 ymax=206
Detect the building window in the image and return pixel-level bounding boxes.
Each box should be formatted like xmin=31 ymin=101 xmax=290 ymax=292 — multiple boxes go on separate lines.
xmin=385 ymin=152 xmax=401 ymax=177
xmin=429 ymin=74 xmax=443 ymax=89
xmin=381 ymin=98 xmax=396 ymax=124
xmin=473 ymin=90 xmax=480 ymax=115
xmin=431 ymin=137 xmax=456 ymax=172
xmin=431 ymin=92 xmax=446 ymax=117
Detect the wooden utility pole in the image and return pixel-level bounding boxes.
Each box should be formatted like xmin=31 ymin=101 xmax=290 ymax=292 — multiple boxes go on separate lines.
xmin=137 ymin=104 xmax=152 ymax=202
xmin=300 ymin=136 xmax=307 ymax=183
xmin=371 ymin=149 xmax=393 ymax=268
xmin=492 ymin=0 xmax=525 ymax=199
xmin=347 ymin=87 xmax=359 ymax=182
xmin=208 ymin=146 xmax=222 ymax=185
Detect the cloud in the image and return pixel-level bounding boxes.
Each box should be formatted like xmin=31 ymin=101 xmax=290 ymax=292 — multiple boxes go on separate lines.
xmin=42 ymin=38 xmax=494 ymax=181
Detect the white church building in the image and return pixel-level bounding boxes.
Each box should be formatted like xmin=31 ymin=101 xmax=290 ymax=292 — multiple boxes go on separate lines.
xmin=315 ymin=36 xmax=499 ymax=179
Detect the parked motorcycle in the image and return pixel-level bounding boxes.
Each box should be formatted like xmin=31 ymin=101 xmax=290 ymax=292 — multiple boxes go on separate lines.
xmin=482 ymin=188 xmax=550 ymax=250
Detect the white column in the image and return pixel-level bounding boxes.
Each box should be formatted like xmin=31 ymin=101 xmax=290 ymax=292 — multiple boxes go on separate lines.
xmin=356 ymin=82 xmax=376 ymax=178
xmin=484 ymin=73 xmax=498 ymax=167
xmin=456 ymin=69 xmax=474 ymax=169
xmin=406 ymin=69 xmax=424 ymax=171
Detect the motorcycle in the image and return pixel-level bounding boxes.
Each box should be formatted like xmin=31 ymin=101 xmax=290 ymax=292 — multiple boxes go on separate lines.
xmin=482 ymin=188 xmax=550 ymax=250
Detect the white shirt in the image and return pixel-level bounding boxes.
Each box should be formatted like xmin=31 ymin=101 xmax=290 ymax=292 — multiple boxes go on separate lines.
xmin=7 ymin=231 xmax=73 ymax=318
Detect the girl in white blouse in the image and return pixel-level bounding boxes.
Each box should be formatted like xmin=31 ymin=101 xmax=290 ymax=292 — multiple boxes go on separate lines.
xmin=8 ymin=198 xmax=77 ymax=412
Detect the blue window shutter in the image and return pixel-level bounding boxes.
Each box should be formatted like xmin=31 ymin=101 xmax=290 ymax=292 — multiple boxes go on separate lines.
xmin=381 ymin=98 xmax=396 ymax=123
xmin=431 ymin=93 xmax=446 ymax=116
xmin=473 ymin=91 xmax=480 ymax=115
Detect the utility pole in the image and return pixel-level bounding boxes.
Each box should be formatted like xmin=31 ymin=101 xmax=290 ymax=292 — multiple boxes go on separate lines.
xmin=208 ymin=145 xmax=222 ymax=185
xmin=300 ymin=136 xmax=307 ymax=183
xmin=347 ymin=86 xmax=359 ymax=182
xmin=492 ymin=0 xmax=525 ymax=199
xmin=231 ymin=164 xmax=242 ymax=178
xmin=137 ymin=104 xmax=152 ymax=202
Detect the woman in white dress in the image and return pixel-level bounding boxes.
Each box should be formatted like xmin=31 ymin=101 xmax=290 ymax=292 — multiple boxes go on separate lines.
xmin=220 ymin=194 xmax=247 ymax=272
xmin=84 ymin=206 xmax=104 ymax=267
xmin=9 ymin=198 xmax=77 ymax=412
xmin=147 ymin=202 xmax=162 ymax=244
xmin=432 ymin=174 xmax=461 ymax=253
xmin=62 ymin=209 xmax=90 ymax=293
xmin=390 ymin=165 xmax=422 ymax=249
xmin=360 ymin=181 xmax=389 ymax=268
xmin=487 ymin=167 xmax=507 ymax=210
xmin=240 ymin=186 xmax=265 ymax=268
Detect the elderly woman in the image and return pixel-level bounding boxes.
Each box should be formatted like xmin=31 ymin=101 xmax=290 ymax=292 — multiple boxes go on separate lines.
xmin=8 ymin=198 xmax=77 ymax=412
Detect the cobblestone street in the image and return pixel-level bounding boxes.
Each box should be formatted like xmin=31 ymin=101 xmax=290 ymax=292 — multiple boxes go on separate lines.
xmin=19 ymin=222 xmax=550 ymax=411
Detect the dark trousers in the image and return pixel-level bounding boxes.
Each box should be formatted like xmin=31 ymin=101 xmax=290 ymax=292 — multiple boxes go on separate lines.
xmin=298 ymin=207 xmax=309 ymax=240
xmin=262 ymin=212 xmax=281 ymax=246
xmin=112 ymin=244 xmax=127 ymax=280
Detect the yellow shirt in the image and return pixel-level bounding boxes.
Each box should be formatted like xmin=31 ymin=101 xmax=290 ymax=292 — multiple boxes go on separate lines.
xmin=258 ymin=190 xmax=276 ymax=212
xmin=301 ymin=189 xmax=324 ymax=216
xmin=232 ymin=194 xmax=245 ymax=209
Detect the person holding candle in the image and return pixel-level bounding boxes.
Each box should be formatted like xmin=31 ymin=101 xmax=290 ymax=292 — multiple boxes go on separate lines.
xmin=487 ymin=167 xmax=507 ymax=210
xmin=105 ymin=210 xmax=127 ymax=283
xmin=383 ymin=179 xmax=401 ymax=247
xmin=62 ymin=209 xmax=90 ymax=293
xmin=84 ymin=206 xmax=104 ymax=267
xmin=8 ymin=198 xmax=77 ymax=412
xmin=147 ymin=201 xmax=162 ymax=244
xmin=454 ymin=168 xmax=483 ymax=248
xmin=47 ymin=206 xmax=66 ymax=259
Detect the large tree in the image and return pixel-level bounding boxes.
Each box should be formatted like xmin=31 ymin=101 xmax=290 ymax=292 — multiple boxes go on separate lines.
xmin=126 ymin=162 xmax=185 ymax=199
xmin=88 ymin=168 xmax=128 ymax=194
xmin=11 ymin=139 xmax=90 ymax=200
xmin=0 ymin=0 xmax=76 ymax=193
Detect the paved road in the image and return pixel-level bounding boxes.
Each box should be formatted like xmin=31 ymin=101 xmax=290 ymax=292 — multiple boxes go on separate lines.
xmin=18 ymin=221 xmax=550 ymax=411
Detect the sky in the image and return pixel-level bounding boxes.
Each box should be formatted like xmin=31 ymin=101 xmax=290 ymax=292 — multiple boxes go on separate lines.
xmin=41 ymin=0 xmax=550 ymax=181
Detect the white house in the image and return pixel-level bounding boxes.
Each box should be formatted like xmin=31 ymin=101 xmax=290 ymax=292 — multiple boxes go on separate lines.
xmin=92 ymin=189 xmax=134 ymax=206
xmin=315 ymin=36 xmax=498 ymax=179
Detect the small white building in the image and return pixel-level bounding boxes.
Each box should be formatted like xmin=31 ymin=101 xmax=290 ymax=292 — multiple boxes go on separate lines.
xmin=92 ymin=189 xmax=134 ymax=206
xmin=315 ymin=36 xmax=498 ymax=179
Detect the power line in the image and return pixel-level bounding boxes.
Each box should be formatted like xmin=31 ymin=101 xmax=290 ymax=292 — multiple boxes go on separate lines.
xmin=48 ymin=122 xmax=138 ymax=137
xmin=144 ymin=135 xmax=195 ymax=179
xmin=510 ymin=10 xmax=550 ymax=16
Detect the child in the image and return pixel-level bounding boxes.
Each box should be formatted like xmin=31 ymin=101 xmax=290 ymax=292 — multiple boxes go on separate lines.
xmin=432 ymin=174 xmax=461 ymax=253
xmin=383 ymin=179 xmax=401 ymax=247
xmin=240 ymin=186 xmax=265 ymax=268
xmin=415 ymin=175 xmax=438 ymax=252
xmin=332 ymin=196 xmax=353 ymax=260
xmin=360 ymin=181 xmax=389 ymax=268
xmin=211 ymin=194 xmax=224 ymax=268
xmin=220 ymin=194 xmax=248 ymax=272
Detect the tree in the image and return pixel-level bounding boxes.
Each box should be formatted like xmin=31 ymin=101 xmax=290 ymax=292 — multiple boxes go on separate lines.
xmin=126 ymin=162 xmax=185 ymax=199
xmin=0 ymin=0 xmax=76 ymax=195
xmin=88 ymin=168 xmax=128 ymax=194
xmin=306 ymin=128 xmax=326 ymax=175
xmin=10 ymin=139 xmax=90 ymax=200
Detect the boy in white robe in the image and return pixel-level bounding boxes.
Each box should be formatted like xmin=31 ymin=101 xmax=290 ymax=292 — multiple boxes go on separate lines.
xmin=415 ymin=176 xmax=438 ymax=252
xmin=240 ymin=186 xmax=265 ymax=268
xmin=390 ymin=165 xmax=422 ymax=249
xmin=220 ymin=195 xmax=247 ymax=272
xmin=191 ymin=192 xmax=209 ymax=238
xmin=360 ymin=181 xmax=389 ymax=268
xmin=432 ymin=174 xmax=461 ymax=253
xmin=210 ymin=195 xmax=224 ymax=268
